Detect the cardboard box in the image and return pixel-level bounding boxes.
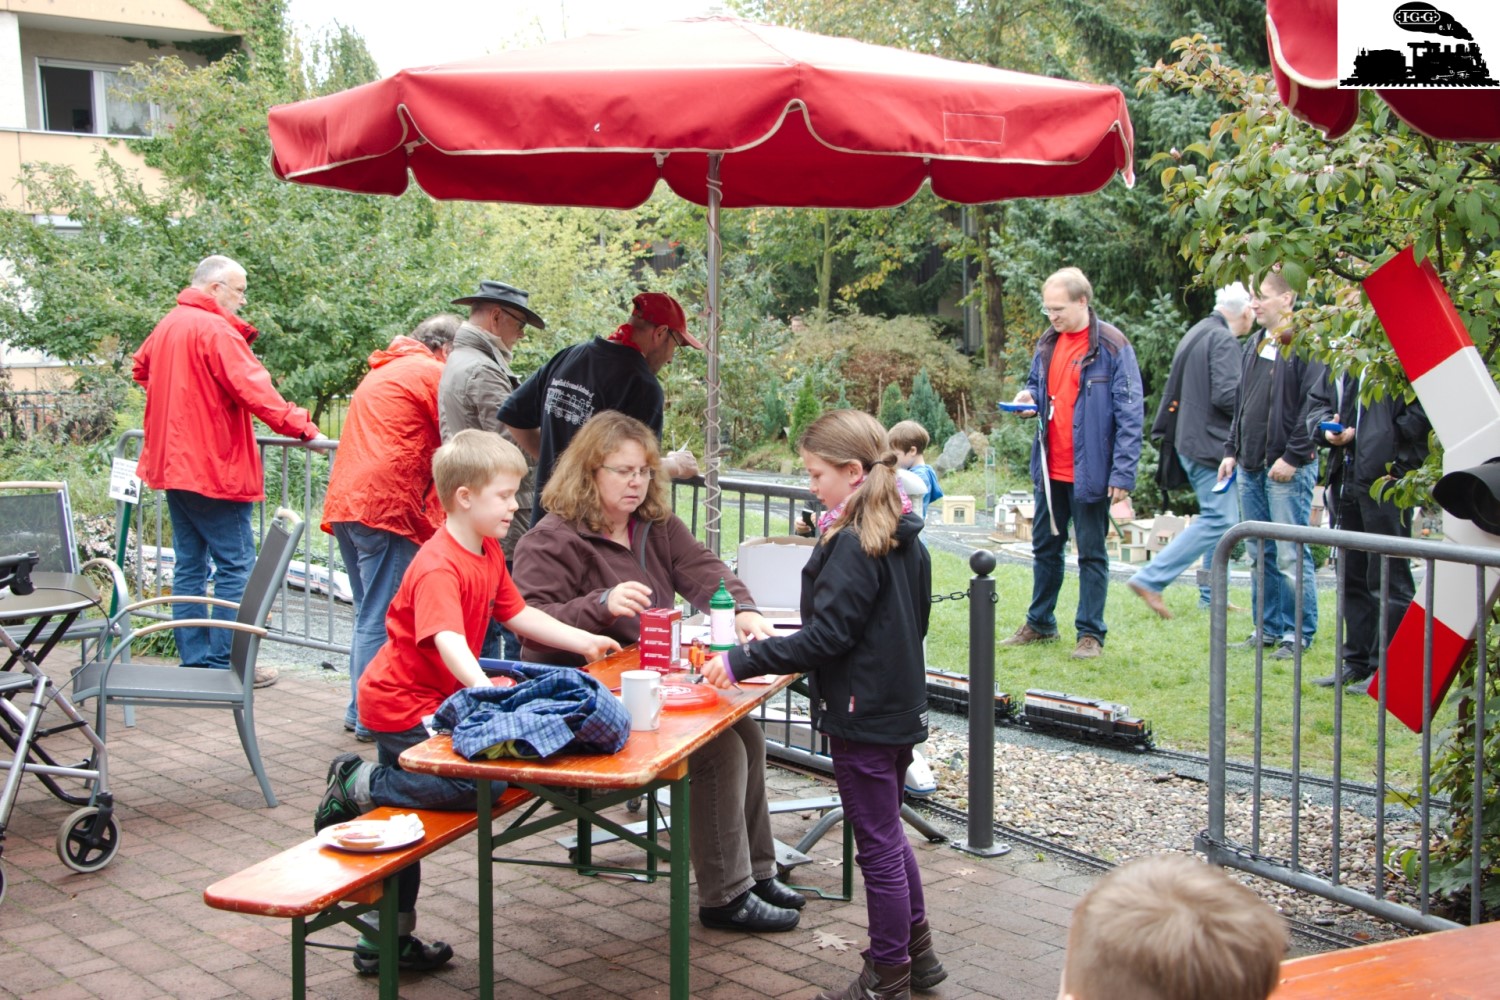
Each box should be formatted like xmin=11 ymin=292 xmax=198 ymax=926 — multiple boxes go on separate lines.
xmin=736 ymin=536 xmax=816 ymax=609
xmin=638 ymin=607 xmax=682 ymax=672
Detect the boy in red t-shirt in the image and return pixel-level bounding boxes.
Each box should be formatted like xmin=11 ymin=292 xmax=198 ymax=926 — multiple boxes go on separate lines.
xmin=314 ymin=429 xmax=619 ymax=976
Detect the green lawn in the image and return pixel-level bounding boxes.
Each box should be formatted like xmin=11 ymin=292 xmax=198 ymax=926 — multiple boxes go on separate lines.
xmin=923 ymin=548 xmax=1428 ymax=790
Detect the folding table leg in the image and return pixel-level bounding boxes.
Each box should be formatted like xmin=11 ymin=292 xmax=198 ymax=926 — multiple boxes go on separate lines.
xmin=477 ymin=776 xmax=494 ymax=1000
xmin=291 ymin=917 xmax=306 ymax=998
xmin=669 ymin=775 xmax=690 ymax=1000
xmin=378 ymin=875 xmax=398 ymax=1000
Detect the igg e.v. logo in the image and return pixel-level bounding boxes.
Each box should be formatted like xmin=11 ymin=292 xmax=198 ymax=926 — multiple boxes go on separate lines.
xmin=1339 ymin=0 xmax=1500 ymax=87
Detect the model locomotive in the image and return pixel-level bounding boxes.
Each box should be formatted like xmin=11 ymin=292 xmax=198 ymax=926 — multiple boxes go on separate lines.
xmin=1021 ymin=689 xmax=1153 ymax=748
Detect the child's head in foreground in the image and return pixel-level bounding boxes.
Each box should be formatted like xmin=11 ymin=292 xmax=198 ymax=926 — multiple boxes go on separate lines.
xmin=433 ymin=428 xmax=528 ymax=518
xmin=887 ymin=419 xmax=931 ymax=468
xmin=1059 ymin=854 xmax=1286 ymax=1000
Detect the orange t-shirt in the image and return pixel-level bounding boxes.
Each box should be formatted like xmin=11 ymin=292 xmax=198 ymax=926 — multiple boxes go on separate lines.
xmin=1045 ymin=330 xmax=1090 ymax=483
xmin=358 ymin=528 xmax=527 ymax=733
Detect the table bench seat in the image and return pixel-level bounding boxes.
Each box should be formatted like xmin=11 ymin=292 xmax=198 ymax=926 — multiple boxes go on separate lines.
xmin=204 ymin=787 xmax=535 ymax=998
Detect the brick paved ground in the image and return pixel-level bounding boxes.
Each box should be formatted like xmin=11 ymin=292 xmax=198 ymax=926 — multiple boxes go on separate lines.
xmin=0 ymin=661 xmax=1088 ymax=999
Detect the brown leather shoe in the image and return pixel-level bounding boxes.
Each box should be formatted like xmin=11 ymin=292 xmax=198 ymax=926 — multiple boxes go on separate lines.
xmin=1127 ymin=580 xmax=1173 ymax=620
xmin=1071 ymin=635 xmax=1103 ymax=659
xmin=998 ymin=623 xmax=1058 ymax=647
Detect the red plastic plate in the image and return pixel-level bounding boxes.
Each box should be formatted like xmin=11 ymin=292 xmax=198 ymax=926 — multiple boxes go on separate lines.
xmin=660 ymin=683 xmax=720 ymax=710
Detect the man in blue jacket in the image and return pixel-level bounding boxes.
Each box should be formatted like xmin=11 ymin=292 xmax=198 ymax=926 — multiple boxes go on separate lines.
xmin=1002 ymin=268 xmax=1144 ymax=659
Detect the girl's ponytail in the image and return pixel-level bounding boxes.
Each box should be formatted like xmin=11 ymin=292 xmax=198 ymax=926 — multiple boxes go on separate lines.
xmin=799 ymin=411 xmax=904 ymax=557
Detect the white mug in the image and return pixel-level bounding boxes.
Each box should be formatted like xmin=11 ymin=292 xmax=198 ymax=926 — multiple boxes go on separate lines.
xmin=620 ymin=669 xmax=666 ymax=732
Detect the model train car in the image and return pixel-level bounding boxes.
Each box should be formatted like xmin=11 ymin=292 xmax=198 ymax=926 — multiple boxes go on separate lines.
xmin=1022 ymin=689 xmax=1153 ymax=748
xmin=925 ymin=668 xmax=1014 ymax=723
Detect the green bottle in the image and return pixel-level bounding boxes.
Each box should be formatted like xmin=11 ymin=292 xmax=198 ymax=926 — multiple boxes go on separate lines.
xmin=709 ymin=579 xmax=736 ymax=651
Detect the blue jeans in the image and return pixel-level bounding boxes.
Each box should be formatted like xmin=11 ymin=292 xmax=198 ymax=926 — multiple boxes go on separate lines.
xmin=481 ymin=619 xmax=522 ymax=660
xmin=164 ymin=490 xmax=254 ymax=670
xmin=829 ymin=736 xmax=924 ymax=966
xmin=333 ymin=522 xmax=419 ymax=735
xmin=1130 ymin=454 xmax=1239 ymax=605
xmin=369 ymin=725 xmax=508 ymax=914
xmin=1028 ymin=480 xmax=1110 ymax=643
xmin=1238 ymin=464 xmax=1318 ymax=645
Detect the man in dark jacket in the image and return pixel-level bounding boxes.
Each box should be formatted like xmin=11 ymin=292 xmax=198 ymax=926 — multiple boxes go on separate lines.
xmin=1311 ymin=374 xmax=1431 ymax=687
xmin=1128 ymin=282 xmax=1254 ymax=617
xmin=1220 ymin=271 xmax=1329 ymax=659
xmin=1001 ymin=267 xmax=1144 ymax=660
xmin=499 ymin=292 xmax=701 ymax=518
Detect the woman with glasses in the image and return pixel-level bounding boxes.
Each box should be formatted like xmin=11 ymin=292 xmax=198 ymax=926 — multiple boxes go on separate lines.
xmin=510 ymin=410 xmax=803 ymax=933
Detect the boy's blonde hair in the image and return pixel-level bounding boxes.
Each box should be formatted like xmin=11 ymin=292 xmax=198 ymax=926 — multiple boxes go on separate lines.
xmin=1063 ymin=855 xmax=1285 ymax=1000
xmin=888 ymin=419 xmax=931 ymax=456
xmin=433 ymin=429 xmax=527 ymax=512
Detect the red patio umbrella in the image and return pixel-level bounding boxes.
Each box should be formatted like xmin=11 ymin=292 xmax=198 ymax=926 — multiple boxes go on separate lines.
xmin=268 ymin=16 xmax=1135 ymax=549
xmin=1267 ymin=0 xmax=1500 ymax=141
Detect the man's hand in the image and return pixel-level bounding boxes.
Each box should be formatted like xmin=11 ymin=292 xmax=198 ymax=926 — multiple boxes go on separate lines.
xmin=1218 ymin=456 xmax=1237 ymax=482
xmin=1108 ymin=486 xmax=1131 ymax=504
xmin=1013 ymin=390 xmax=1039 ymax=419
xmin=306 ymin=433 xmax=337 ymax=452
xmin=1326 ymin=415 xmax=1355 ymax=447
xmin=736 ymin=610 xmax=775 ymax=641
xmin=605 ymin=581 xmax=653 ymax=618
xmin=1269 ymin=457 xmax=1297 ymax=483
xmin=662 ymin=449 xmax=699 ymax=480
xmin=701 ymin=653 xmax=736 ymax=690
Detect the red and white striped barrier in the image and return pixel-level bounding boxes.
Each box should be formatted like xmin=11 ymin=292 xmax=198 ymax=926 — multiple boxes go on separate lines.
xmin=1364 ymin=247 xmax=1500 ymax=732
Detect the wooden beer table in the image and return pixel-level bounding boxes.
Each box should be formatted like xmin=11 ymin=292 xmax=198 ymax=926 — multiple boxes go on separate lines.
xmin=1271 ymin=921 xmax=1500 ymax=998
xmin=400 ymin=647 xmax=796 ymax=1000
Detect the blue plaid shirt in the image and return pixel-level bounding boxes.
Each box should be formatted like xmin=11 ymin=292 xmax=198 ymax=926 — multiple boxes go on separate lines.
xmin=434 ymin=660 xmax=630 ymax=760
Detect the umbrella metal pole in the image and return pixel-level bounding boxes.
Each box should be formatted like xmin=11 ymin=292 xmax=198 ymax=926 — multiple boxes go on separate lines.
xmin=704 ymin=153 xmax=723 ymax=557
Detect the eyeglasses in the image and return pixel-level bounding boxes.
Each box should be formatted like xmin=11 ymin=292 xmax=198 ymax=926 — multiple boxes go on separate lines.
xmin=500 ymin=308 xmax=526 ymax=327
xmin=668 ymin=328 xmax=687 ymax=348
xmin=1040 ymin=303 xmax=1071 ymax=316
xmin=599 ymin=465 xmax=655 ymax=481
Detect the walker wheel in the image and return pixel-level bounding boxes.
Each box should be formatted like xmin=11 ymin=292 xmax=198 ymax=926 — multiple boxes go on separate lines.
xmin=57 ymin=806 xmax=120 ymax=873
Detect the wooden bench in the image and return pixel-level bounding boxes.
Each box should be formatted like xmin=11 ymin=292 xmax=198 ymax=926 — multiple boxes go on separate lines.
xmin=204 ymin=787 xmax=536 ymax=1000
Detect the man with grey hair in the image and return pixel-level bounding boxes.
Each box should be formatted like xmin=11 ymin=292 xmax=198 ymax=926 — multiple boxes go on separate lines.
xmin=133 ymin=255 xmax=327 ymax=685
xmin=1002 ymin=267 xmax=1143 ymax=659
xmin=1128 ymin=282 xmax=1256 ymax=617
xmin=438 ymin=280 xmax=544 ymax=658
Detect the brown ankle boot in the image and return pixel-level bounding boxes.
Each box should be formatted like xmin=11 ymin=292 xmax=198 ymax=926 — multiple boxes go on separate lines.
xmin=815 ymin=951 xmax=912 ymax=1000
xmin=908 ymin=920 xmax=947 ymax=991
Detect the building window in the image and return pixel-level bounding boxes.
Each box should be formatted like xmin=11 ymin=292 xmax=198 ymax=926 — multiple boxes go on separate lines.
xmin=39 ymin=61 xmax=155 ymax=137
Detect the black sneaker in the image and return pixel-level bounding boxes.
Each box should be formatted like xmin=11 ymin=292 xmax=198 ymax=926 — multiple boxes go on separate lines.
xmin=314 ymin=752 xmax=365 ymax=833
xmin=1235 ymin=633 xmax=1276 ymax=650
xmin=353 ymin=933 xmax=454 ymax=975
xmin=699 ymin=889 xmax=800 ymax=932
xmin=752 ymin=876 xmax=806 ymax=911
xmin=1313 ymin=667 xmax=1374 ymax=688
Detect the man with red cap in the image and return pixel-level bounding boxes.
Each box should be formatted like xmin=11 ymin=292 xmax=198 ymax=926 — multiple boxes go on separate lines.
xmin=500 ymin=292 xmax=701 ymax=519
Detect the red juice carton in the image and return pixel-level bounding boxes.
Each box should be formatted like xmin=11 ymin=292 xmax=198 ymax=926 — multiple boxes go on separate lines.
xmin=638 ymin=607 xmax=682 ymax=672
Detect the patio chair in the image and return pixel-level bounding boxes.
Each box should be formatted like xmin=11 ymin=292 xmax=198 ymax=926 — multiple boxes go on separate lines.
xmin=0 ymin=481 xmax=131 ymax=655
xmin=71 ymin=509 xmax=304 ymax=808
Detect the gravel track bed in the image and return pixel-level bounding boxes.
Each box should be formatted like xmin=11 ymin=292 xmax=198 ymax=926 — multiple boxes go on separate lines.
xmin=919 ymin=718 xmax=1429 ymax=948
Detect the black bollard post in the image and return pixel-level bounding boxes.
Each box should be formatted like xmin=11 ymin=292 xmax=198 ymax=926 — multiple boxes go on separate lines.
xmin=956 ymin=549 xmax=1009 ymax=857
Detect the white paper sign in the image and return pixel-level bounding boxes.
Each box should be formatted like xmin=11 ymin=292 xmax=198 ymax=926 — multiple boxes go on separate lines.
xmin=109 ymin=457 xmax=142 ymax=505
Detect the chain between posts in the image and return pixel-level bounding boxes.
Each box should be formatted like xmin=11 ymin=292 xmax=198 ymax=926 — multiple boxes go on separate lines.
xmin=929 ymin=590 xmax=998 ymax=603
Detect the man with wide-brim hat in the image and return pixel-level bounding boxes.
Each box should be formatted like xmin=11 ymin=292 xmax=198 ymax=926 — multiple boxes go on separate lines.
xmin=500 ymin=291 xmax=701 ymax=521
xmin=438 ymin=280 xmax=545 ymax=657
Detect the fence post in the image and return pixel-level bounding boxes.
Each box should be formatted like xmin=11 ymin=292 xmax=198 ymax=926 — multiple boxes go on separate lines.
xmin=956 ymin=549 xmax=1009 ymax=857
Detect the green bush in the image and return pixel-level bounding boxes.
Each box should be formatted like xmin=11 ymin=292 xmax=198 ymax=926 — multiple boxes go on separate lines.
xmin=907 ymin=368 xmax=956 ymax=443
xmin=878 ymin=382 xmax=907 ymax=428
xmin=755 ymin=384 xmax=788 ymax=442
xmin=788 ymin=372 xmax=821 ymax=452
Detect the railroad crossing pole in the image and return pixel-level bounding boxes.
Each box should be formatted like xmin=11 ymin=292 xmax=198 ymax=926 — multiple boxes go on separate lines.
xmin=956 ymin=549 xmax=1010 ymax=857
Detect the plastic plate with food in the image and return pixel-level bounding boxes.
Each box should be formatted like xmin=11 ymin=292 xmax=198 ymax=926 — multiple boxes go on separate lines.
xmin=318 ymin=816 xmax=425 ymax=853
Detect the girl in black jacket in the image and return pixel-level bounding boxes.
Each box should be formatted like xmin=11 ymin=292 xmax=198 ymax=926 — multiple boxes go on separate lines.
xmin=704 ymin=409 xmax=938 ymax=1000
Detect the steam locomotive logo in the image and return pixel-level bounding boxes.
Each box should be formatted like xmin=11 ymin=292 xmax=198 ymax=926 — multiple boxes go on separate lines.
xmin=1339 ymin=1 xmax=1500 ymax=87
